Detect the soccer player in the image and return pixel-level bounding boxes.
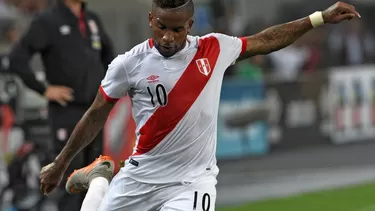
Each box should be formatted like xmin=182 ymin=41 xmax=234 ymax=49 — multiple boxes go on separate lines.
xmin=39 ymin=0 xmax=360 ymax=210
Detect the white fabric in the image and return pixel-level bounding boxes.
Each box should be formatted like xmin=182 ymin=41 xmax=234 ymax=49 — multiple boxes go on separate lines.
xmin=100 ymin=33 xmax=245 ymax=184
xmin=80 ymin=177 xmax=109 ymax=211
xmin=97 ymin=174 xmax=217 ymax=211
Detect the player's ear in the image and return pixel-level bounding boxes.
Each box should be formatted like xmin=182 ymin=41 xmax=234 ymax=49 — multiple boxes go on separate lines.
xmin=188 ymin=19 xmax=194 ymax=34
xmin=148 ymin=12 xmax=153 ymax=28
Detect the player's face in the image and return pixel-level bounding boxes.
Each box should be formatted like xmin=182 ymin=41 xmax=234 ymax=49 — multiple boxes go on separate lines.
xmin=149 ymin=10 xmax=193 ymax=57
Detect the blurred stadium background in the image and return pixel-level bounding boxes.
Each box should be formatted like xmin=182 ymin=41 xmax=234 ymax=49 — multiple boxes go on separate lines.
xmin=1 ymin=0 xmax=375 ymax=210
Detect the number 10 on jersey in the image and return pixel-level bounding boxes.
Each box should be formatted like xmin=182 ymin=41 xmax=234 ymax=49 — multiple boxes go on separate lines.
xmin=147 ymin=84 xmax=168 ymax=107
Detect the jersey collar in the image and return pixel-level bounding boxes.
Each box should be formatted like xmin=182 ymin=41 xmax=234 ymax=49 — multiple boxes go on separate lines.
xmin=149 ymin=38 xmax=191 ymax=59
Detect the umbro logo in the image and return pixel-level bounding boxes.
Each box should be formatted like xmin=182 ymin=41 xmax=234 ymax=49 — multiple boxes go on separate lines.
xmin=196 ymin=58 xmax=211 ymax=76
xmin=147 ymin=74 xmax=159 ymax=83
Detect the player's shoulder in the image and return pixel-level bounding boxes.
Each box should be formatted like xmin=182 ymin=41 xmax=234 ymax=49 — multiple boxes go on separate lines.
xmin=126 ymin=39 xmax=153 ymax=58
xmin=187 ymin=33 xmax=231 ymax=49
xmin=187 ymin=33 xmax=220 ymax=41
xmin=120 ymin=39 xmax=153 ymax=63
xmin=199 ymin=33 xmax=237 ymax=42
xmin=199 ymin=33 xmax=221 ymax=39
xmin=183 ymin=34 xmax=222 ymax=48
xmin=116 ymin=39 xmax=152 ymax=63
xmin=112 ymin=39 xmax=153 ymax=73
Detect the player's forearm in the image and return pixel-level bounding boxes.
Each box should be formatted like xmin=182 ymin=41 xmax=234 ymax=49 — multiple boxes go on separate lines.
xmin=54 ymin=91 xmax=114 ymax=167
xmin=54 ymin=108 xmax=108 ymax=167
xmin=243 ymin=17 xmax=313 ymax=56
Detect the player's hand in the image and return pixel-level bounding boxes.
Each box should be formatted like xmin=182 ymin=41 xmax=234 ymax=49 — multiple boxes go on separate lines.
xmin=44 ymin=85 xmax=74 ymax=106
xmin=322 ymin=1 xmax=361 ymax=24
xmin=39 ymin=161 xmax=66 ymax=195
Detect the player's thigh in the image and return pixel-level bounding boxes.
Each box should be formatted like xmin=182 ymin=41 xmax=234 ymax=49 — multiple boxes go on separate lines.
xmin=98 ymin=174 xmax=160 ymax=211
xmin=161 ymin=177 xmax=217 ymax=211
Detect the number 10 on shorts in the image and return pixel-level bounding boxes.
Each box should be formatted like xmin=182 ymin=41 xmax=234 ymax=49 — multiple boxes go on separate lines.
xmin=193 ymin=191 xmax=211 ymax=211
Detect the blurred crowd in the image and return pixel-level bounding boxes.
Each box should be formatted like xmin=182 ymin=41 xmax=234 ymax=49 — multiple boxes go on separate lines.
xmin=0 ymin=0 xmax=48 ymax=51
xmin=211 ymin=1 xmax=375 ymax=81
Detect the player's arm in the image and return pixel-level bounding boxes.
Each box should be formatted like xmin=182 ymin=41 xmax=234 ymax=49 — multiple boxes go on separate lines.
xmin=239 ymin=1 xmax=360 ymax=59
xmin=54 ymin=55 xmax=129 ymax=169
xmin=54 ymin=90 xmax=114 ymax=167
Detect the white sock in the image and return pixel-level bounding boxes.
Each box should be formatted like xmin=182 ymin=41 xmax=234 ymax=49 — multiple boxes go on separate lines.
xmin=80 ymin=177 xmax=109 ymax=211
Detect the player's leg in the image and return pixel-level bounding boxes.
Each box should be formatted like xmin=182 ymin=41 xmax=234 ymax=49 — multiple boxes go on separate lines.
xmin=65 ymin=155 xmax=114 ymax=211
xmin=66 ymin=156 xmax=161 ymax=211
xmin=80 ymin=177 xmax=109 ymax=211
xmin=160 ymin=177 xmax=217 ymax=211
xmin=97 ymin=175 xmax=162 ymax=211
xmin=81 ymin=130 xmax=104 ymax=206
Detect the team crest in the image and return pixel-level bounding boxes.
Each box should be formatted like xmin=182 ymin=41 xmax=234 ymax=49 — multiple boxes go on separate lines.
xmin=196 ymin=58 xmax=211 ymax=76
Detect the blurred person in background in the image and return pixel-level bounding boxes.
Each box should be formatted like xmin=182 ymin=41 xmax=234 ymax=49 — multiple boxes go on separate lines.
xmin=328 ymin=18 xmax=375 ymax=66
xmin=9 ymin=0 xmax=114 ymax=210
xmin=235 ymin=55 xmax=266 ymax=80
xmin=3 ymin=0 xmax=48 ymax=34
xmin=268 ymin=39 xmax=310 ymax=81
xmin=209 ymin=0 xmax=226 ymax=33
xmin=228 ymin=55 xmax=271 ymax=129
xmin=0 ymin=21 xmax=19 ymax=55
xmin=226 ymin=5 xmax=245 ymax=37
xmin=234 ymin=17 xmax=270 ymax=79
xmin=268 ymin=28 xmax=327 ymax=79
xmin=300 ymin=28 xmax=327 ymax=72
xmin=0 ymin=19 xmax=19 ymax=172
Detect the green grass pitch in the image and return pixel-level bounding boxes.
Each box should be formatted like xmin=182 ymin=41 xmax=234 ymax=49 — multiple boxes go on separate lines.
xmin=218 ymin=182 xmax=375 ymax=211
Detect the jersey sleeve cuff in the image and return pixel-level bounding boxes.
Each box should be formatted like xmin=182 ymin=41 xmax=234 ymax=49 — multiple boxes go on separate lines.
xmin=239 ymin=37 xmax=247 ymax=55
xmin=99 ymin=86 xmax=119 ymax=102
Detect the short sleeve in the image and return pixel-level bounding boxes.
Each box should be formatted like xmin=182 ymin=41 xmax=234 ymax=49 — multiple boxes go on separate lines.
xmin=212 ymin=33 xmax=247 ymax=65
xmin=100 ymin=55 xmax=129 ymax=102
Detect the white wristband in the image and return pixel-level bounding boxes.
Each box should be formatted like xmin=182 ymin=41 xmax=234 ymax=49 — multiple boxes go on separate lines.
xmin=309 ymin=11 xmax=324 ymax=28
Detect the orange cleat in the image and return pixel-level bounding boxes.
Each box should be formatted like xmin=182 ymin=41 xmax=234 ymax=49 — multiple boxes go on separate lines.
xmin=65 ymin=155 xmax=114 ymax=194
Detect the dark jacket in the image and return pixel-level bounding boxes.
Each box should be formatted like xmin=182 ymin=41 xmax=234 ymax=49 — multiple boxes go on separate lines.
xmin=9 ymin=1 xmax=114 ymax=106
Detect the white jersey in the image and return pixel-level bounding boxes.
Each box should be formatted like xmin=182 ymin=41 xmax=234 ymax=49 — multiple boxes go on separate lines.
xmin=100 ymin=33 xmax=247 ymax=184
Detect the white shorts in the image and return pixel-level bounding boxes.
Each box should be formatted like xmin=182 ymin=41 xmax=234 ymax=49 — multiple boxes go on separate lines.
xmin=98 ymin=174 xmax=217 ymax=211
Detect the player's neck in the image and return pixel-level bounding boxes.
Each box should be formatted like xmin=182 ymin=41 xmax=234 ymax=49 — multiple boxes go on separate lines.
xmin=180 ymin=40 xmax=187 ymax=50
xmin=64 ymin=0 xmax=82 ymax=17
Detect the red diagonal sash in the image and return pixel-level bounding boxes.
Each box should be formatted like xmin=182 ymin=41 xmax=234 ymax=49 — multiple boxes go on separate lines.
xmin=134 ymin=36 xmax=221 ymax=155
